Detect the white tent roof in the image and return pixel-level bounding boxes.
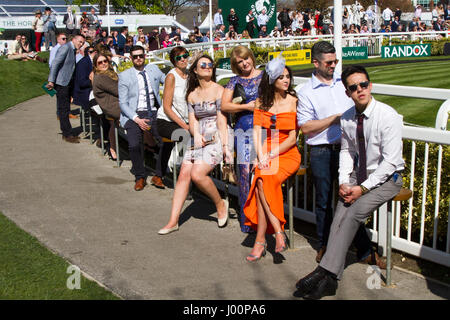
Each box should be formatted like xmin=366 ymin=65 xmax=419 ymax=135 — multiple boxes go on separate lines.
xmin=198 ymin=12 xmax=212 ymax=32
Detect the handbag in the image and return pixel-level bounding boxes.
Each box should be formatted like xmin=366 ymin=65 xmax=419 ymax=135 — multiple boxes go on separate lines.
xmin=222 ymin=163 xmax=237 ymax=184
xmin=232 ymin=83 xmax=246 ymax=104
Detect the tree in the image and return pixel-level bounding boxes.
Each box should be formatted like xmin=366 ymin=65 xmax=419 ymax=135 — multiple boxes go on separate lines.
xmin=72 ymin=0 xmax=207 ymax=16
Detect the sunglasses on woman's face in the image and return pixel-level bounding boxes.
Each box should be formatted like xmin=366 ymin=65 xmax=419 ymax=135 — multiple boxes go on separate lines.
xmin=270 ymin=114 xmax=277 ymax=129
xmin=175 ymin=52 xmax=189 ymax=61
xmin=199 ymin=62 xmax=213 ymax=69
xmin=347 ymin=80 xmax=370 ymax=93
xmin=97 ymin=59 xmax=108 ymax=66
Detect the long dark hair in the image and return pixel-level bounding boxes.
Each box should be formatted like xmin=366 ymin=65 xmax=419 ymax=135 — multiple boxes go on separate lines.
xmin=185 ymin=54 xmax=216 ymax=101
xmin=257 ymin=66 xmax=297 ymax=111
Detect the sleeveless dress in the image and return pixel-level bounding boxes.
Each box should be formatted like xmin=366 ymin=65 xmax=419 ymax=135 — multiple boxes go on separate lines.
xmin=243 ymin=109 xmax=301 ymax=234
xmin=183 ymin=99 xmax=222 ymax=167
xmin=157 ymin=68 xmax=188 ymax=123
xmin=225 ymin=72 xmax=263 ymax=233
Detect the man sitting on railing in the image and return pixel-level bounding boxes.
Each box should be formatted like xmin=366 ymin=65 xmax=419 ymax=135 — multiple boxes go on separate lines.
xmin=295 ymin=65 xmax=405 ymax=300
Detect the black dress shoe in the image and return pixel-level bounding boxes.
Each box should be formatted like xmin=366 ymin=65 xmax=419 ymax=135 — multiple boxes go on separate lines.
xmin=295 ymin=266 xmax=327 ymax=296
xmin=303 ymin=274 xmax=338 ymax=300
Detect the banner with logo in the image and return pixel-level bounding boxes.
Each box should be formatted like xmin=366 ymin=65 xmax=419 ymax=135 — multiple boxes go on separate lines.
xmin=217 ymin=57 xmax=231 ymax=70
xmin=268 ymin=50 xmax=311 ymax=66
xmin=218 ymin=0 xmax=276 ymax=36
xmin=382 ymin=44 xmax=431 ymax=59
xmin=342 ymin=47 xmax=368 ymax=60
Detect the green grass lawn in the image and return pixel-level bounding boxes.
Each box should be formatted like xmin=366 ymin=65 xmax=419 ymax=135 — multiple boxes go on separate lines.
xmin=0 ymin=52 xmax=50 ymax=114
xmin=0 ymin=212 xmax=119 ymax=300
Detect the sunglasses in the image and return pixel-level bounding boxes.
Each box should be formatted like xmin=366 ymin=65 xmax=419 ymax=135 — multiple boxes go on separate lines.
xmin=270 ymin=114 xmax=277 ymax=129
xmin=199 ymin=62 xmax=213 ymax=69
xmin=97 ymin=59 xmax=108 ymax=65
xmin=175 ymin=52 xmax=189 ymax=61
xmin=322 ymin=59 xmax=339 ymax=66
xmin=132 ymin=54 xmax=145 ymax=59
xmin=88 ymin=50 xmax=95 ymax=53
xmin=347 ymin=81 xmax=370 ymax=93
xmin=61 ymin=37 xmax=67 ymax=40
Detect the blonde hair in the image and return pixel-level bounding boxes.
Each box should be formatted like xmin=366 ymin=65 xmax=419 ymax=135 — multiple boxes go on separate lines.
xmin=230 ymin=45 xmax=256 ymax=75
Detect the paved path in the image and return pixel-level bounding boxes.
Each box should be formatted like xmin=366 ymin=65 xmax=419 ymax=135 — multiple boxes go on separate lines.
xmin=0 ymin=95 xmax=449 ymax=300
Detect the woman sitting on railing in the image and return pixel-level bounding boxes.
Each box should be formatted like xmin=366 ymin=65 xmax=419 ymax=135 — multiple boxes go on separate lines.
xmin=243 ymin=56 xmax=300 ymax=262
xmin=92 ymin=53 xmax=121 ymax=160
xmin=158 ymin=54 xmax=232 ymax=235
xmin=151 ymin=46 xmax=190 ymax=189
xmin=221 ymin=45 xmax=263 ymax=234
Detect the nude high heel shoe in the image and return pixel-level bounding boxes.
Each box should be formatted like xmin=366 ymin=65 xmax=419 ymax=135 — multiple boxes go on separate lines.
xmin=246 ymin=241 xmax=267 ymax=262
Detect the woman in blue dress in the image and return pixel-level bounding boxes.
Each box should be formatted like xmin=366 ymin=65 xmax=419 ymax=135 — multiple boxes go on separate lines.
xmin=221 ymin=46 xmax=263 ymax=233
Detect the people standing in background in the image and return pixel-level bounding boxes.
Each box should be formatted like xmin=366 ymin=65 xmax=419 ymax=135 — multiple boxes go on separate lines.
xmin=43 ymin=7 xmax=57 ymax=50
xmin=88 ymin=7 xmax=100 ymax=31
xmin=214 ymin=8 xmax=224 ymax=27
xmin=228 ymin=8 xmax=239 ymax=34
xmin=117 ymin=26 xmax=128 ymax=56
xmin=257 ymin=8 xmax=270 ymax=31
xmin=246 ymin=9 xmax=256 ymax=38
xmin=32 ymin=10 xmax=44 ymax=52
xmin=64 ymin=6 xmax=78 ymax=35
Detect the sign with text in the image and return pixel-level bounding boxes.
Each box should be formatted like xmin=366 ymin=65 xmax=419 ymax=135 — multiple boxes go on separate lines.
xmin=382 ymin=44 xmax=431 ymax=58
xmin=217 ymin=58 xmax=231 ymax=70
xmin=342 ymin=46 xmax=368 ymax=60
xmin=268 ymin=50 xmax=311 ymax=66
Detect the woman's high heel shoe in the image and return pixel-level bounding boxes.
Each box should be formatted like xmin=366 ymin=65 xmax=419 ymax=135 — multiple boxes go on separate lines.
xmin=275 ymin=231 xmax=288 ymax=253
xmin=246 ymin=241 xmax=267 ymax=262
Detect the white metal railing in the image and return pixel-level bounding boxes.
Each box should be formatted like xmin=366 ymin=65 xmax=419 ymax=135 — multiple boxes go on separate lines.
xmin=212 ymin=70 xmax=450 ymax=267
xmin=149 ymin=31 xmax=448 ymax=61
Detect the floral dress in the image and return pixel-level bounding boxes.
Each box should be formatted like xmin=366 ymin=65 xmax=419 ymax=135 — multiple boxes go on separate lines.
xmin=225 ymin=72 xmax=263 ymax=233
xmin=183 ymin=99 xmax=222 ymax=167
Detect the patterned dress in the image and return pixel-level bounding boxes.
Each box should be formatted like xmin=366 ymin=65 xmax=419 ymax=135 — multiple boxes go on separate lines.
xmin=225 ymin=72 xmax=263 ymax=233
xmin=183 ymin=99 xmax=223 ymax=167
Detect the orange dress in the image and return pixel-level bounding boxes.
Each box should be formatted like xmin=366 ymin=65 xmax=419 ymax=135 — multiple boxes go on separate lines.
xmin=243 ymin=109 xmax=301 ymax=234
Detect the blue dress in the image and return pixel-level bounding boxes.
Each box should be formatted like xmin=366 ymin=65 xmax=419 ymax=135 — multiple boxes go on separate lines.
xmin=225 ymin=72 xmax=262 ymax=233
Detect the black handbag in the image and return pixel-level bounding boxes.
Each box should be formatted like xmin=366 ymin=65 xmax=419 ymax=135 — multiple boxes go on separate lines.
xmin=232 ymin=83 xmax=246 ymax=105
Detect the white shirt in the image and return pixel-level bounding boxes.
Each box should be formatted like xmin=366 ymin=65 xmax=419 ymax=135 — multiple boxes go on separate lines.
xmin=257 ymin=13 xmax=269 ymax=26
xmin=157 ymin=68 xmax=188 ymax=123
xmin=339 ymin=97 xmax=405 ymax=190
xmin=135 ymin=68 xmax=155 ymax=113
xmin=296 ymin=72 xmax=354 ymax=145
xmin=214 ymin=12 xmax=224 ymax=26
xmin=382 ymin=8 xmax=393 ymax=21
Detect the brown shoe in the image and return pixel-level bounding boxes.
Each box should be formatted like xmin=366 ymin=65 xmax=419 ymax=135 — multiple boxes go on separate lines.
xmin=361 ymin=251 xmax=389 ymax=270
xmin=69 ymin=113 xmax=79 ymax=119
xmin=134 ymin=178 xmax=147 ymax=191
xmin=316 ymin=245 xmax=327 ymax=263
xmin=151 ymin=176 xmax=165 ymax=189
xmin=62 ymin=135 xmax=80 ymax=143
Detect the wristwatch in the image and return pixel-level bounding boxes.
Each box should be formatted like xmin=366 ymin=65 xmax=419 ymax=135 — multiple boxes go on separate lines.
xmin=360 ymin=185 xmax=369 ymax=195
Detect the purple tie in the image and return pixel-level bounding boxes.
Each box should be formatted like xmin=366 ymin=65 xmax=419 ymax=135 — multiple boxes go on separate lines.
xmin=357 ymin=114 xmax=367 ymax=185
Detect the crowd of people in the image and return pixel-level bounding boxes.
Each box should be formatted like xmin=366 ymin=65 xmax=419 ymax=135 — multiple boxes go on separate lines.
xmin=44 ymin=7 xmax=407 ymax=297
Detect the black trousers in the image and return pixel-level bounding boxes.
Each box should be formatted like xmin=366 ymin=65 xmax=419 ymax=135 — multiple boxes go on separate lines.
xmin=55 ymin=83 xmax=74 ymax=137
xmin=154 ymin=119 xmax=189 ymax=178
xmin=124 ymin=111 xmax=160 ymax=181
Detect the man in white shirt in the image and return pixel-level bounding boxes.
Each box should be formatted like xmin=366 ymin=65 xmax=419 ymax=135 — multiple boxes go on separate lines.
xmin=214 ymin=8 xmax=224 ymax=27
xmin=257 ymin=8 xmax=269 ymax=29
xmin=382 ymin=6 xmax=393 ymax=27
xmin=295 ymin=65 xmax=404 ymax=300
xmin=118 ymin=45 xmax=166 ymax=191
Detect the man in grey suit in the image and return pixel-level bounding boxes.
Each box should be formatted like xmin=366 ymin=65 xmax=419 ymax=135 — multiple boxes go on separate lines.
xmin=47 ymin=34 xmax=85 ymax=143
xmin=119 ymin=45 xmax=165 ymax=191
xmin=295 ymin=66 xmax=404 ymax=299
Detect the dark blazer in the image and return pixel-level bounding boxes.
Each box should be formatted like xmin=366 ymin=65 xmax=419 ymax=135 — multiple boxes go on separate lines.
xmin=117 ymin=33 xmax=126 ymax=55
xmin=92 ymin=73 xmax=121 ymax=119
xmin=72 ymin=56 xmax=93 ymax=109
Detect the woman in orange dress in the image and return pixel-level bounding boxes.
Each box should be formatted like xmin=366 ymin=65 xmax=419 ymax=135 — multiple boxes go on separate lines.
xmin=244 ymin=56 xmax=301 ymax=262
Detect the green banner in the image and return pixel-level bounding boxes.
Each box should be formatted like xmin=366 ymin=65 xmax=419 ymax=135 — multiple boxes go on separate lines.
xmin=217 ymin=58 xmax=231 ymax=70
xmin=382 ymin=44 xmax=431 ymax=59
xmin=342 ymin=47 xmax=368 ymax=60
xmin=218 ymin=0 xmax=277 ymax=37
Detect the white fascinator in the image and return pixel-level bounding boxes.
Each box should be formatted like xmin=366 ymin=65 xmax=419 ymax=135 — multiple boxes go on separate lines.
xmin=266 ymin=53 xmax=286 ymax=84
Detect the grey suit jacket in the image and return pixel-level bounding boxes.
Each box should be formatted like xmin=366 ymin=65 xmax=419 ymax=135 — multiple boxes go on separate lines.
xmin=48 ymin=41 xmax=76 ymax=86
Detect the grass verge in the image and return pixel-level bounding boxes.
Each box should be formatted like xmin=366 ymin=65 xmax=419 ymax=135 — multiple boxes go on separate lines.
xmin=0 ymin=212 xmax=120 ymax=299
xmin=0 ymin=52 xmax=50 ymax=114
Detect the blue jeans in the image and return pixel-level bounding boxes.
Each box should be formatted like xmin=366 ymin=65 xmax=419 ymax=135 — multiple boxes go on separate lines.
xmin=310 ymin=145 xmax=372 ymax=259
xmin=310 ymin=145 xmax=339 ymax=247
